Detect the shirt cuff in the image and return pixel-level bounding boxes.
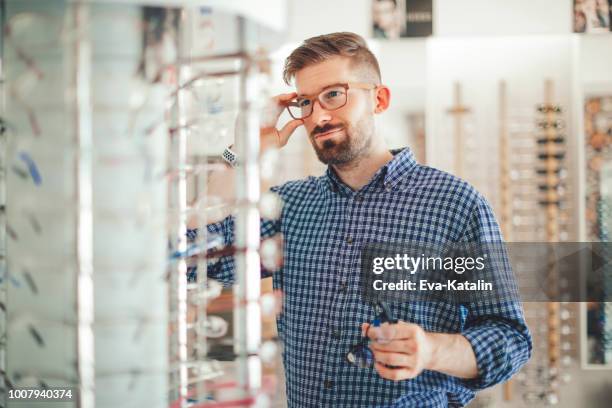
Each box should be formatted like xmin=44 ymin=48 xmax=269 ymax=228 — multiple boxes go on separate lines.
xmin=459 ymin=322 xmax=530 ymax=390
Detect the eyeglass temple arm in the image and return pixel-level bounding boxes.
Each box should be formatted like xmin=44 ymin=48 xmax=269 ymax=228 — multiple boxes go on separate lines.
xmin=377 ymin=302 xmax=398 ymax=324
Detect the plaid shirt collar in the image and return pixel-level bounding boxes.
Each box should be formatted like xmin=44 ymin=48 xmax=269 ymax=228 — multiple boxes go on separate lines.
xmin=324 ymin=147 xmax=418 ymax=196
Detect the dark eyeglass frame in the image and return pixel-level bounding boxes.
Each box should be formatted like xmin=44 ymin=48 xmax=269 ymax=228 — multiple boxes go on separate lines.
xmin=285 ymin=82 xmax=378 ymax=120
xmin=346 ymin=302 xmax=398 ymax=368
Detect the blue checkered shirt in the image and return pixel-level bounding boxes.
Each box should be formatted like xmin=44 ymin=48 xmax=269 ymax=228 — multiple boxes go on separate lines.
xmin=197 ymin=147 xmax=531 ymax=407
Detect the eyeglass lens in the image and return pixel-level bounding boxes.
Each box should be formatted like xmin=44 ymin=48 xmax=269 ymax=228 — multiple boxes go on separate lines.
xmin=287 ymin=85 xmax=348 ymax=119
xmin=347 ymin=343 xmax=375 ymax=368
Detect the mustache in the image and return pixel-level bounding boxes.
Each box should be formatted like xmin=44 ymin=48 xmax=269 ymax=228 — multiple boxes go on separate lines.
xmin=311 ymin=123 xmax=344 ymax=138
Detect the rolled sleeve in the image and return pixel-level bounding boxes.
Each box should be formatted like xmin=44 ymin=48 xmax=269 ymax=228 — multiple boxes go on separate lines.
xmin=460 ymin=301 xmax=532 ymax=390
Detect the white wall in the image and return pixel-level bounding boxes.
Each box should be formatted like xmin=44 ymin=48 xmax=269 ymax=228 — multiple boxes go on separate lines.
xmin=435 ymin=0 xmax=573 ymax=36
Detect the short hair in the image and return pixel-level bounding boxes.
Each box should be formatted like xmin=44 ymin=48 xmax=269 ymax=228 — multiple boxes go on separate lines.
xmin=282 ymin=32 xmax=382 ymax=86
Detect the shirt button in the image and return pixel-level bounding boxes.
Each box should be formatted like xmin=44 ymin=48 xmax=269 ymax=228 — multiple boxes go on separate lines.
xmin=339 ymin=281 xmax=348 ymax=293
xmin=346 ymin=236 xmax=353 ymax=245
xmin=332 ymin=330 xmax=341 ymax=340
xmin=324 ymin=380 xmax=334 ymax=389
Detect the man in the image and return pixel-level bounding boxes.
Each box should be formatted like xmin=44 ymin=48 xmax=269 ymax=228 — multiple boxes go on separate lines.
xmin=202 ymin=32 xmax=531 ymax=407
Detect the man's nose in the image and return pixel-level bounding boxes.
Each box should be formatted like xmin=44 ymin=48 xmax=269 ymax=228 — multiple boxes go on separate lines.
xmin=310 ymin=99 xmax=332 ymax=127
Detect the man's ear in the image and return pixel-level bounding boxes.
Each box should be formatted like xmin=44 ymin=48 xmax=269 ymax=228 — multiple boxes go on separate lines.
xmin=373 ymin=85 xmax=391 ymax=114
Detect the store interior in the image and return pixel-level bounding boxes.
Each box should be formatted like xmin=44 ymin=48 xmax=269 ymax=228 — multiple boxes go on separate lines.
xmin=1 ymin=0 xmax=611 ymax=407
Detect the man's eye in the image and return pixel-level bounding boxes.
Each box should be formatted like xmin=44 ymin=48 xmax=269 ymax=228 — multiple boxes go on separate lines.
xmin=298 ymin=99 xmax=311 ymax=107
xmin=324 ymin=90 xmax=343 ymax=99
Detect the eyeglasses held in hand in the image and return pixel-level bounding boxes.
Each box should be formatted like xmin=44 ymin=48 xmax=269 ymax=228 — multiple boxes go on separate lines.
xmin=346 ymin=302 xmax=398 ymax=368
xmin=285 ymin=82 xmax=377 ymax=120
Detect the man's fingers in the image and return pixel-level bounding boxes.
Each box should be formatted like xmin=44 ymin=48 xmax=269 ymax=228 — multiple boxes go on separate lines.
xmin=374 ymin=362 xmax=419 ymax=381
xmin=274 ymin=92 xmax=298 ymax=103
xmin=261 ymin=92 xmax=298 ymax=128
xmin=370 ymin=339 xmax=416 ymax=354
xmin=371 ymin=349 xmax=414 ymax=367
xmin=278 ymin=119 xmax=304 ymax=145
xmin=392 ymin=321 xmax=420 ymax=339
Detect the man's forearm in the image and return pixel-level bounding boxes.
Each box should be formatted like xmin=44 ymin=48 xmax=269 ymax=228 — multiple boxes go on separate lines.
xmin=425 ymin=332 xmax=478 ymax=379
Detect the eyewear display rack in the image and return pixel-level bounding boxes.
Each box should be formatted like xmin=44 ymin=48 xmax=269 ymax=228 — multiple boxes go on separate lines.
xmin=3 ymin=1 xmax=175 ymax=406
xmin=2 ymin=1 xmax=284 ymax=407
xmin=168 ymin=6 xmax=279 ymax=407
xmin=499 ymin=79 xmax=575 ymax=406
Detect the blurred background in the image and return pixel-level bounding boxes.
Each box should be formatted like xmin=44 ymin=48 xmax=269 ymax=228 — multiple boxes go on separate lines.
xmin=0 ymin=0 xmax=611 ymax=407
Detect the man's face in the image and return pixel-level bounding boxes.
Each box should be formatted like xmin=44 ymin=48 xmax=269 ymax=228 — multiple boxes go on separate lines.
xmin=294 ymin=57 xmax=376 ymax=166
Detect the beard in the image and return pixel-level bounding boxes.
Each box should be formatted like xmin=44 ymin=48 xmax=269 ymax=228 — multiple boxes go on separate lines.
xmin=309 ymin=116 xmax=374 ymax=166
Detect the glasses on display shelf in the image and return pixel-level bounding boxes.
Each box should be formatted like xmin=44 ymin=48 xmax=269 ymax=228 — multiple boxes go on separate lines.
xmin=537 ymin=152 xmax=566 ymax=161
xmin=537 ymin=135 xmax=565 ymax=145
xmin=187 ymin=315 xmax=228 ymax=339
xmin=537 ymin=104 xmax=563 ymax=114
xmin=286 ymin=82 xmax=377 ymax=120
xmin=186 ymin=279 xmax=224 ymax=304
xmin=346 ymin=302 xmax=398 ymax=368
xmin=2 ymin=213 xmax=42 ymax=241
xmin=537 ymin=185 xmax=566 ymax=195
xmin=536 ymin=119 xmax=564 ymax=130
xmin=535 ymin=167 xmax=566 ymax=177
xmin=10 ymin=151 xmax=42 ymax=185
xmin=536 ymin=151 xmax=566 ymax=162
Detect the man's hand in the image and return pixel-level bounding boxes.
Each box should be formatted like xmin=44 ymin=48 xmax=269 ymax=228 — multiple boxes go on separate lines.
xmin=362 ymin=321 xmax=434 ymax=381
xmin=259 ymin=92 xmax=304 ymax=152
xmin=362 ymin=321 xmax=479 ymax=381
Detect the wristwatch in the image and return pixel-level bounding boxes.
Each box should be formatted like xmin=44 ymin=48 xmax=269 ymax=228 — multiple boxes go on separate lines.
xmin=221 ymin=145 xmax=238 ymax=167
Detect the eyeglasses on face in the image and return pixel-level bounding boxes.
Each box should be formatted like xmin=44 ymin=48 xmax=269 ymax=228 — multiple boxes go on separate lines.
xmin=286 ymin=82 xmax=378 ymax=120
